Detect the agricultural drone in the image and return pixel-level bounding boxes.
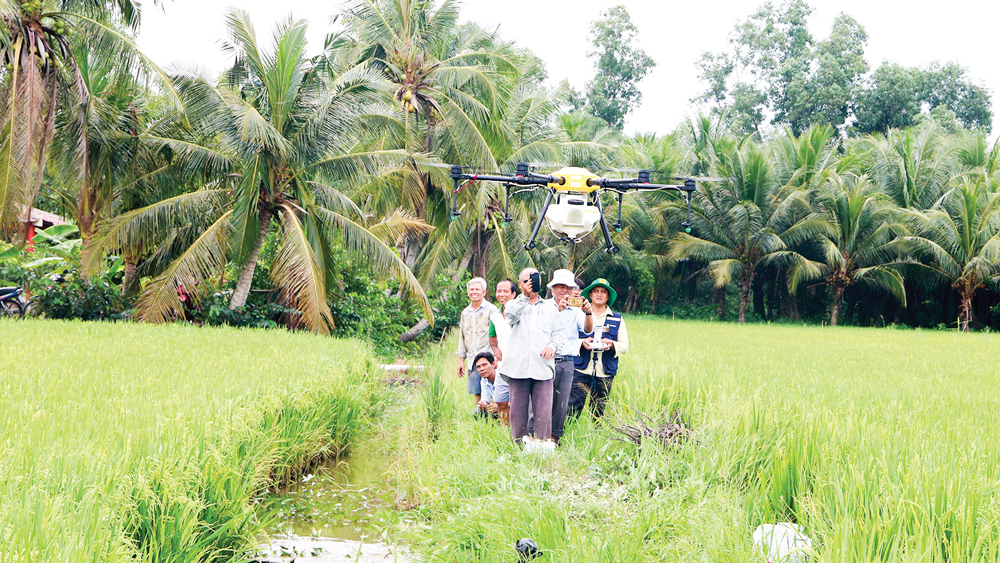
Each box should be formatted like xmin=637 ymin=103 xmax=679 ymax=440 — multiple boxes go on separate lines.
xmin=449 ymin=163 xmax=696 ymax=254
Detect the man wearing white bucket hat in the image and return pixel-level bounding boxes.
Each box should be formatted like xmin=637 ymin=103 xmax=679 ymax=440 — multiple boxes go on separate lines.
xmin=544 ymin=269 xmax=593 ymax=444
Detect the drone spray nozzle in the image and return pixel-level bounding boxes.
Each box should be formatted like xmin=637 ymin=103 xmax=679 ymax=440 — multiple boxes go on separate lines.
xmin=638 ymin=170 xmax=651 ymax=184
xmin=516 ymin=163 xmax=529 ymax=177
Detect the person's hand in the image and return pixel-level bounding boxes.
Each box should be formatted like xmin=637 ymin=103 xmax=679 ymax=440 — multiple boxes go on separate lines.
xmin=602 ymin=339 xmax=614 ymax=352
xmin=581 ymin=299 xmax=592 ymax=314
xmin=492 ymin=346 xmax=503 ymax=362
xmin=477 ymin=399 xmax=489 ymax=410
xmin=557 ymin=295 xmax=569 ymax=311
xmin=582 ymin=337 xmax=594 ymax=350
xmin=458 ymin=364 xmax=465 ymax=377
xmin=541 ymin=346 xmax=555 ymax=360
xmin=488 ymin=402 xmax=499 ymax=414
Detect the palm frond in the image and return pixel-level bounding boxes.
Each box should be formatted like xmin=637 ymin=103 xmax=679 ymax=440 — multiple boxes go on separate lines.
xmin=81 ymin=189 xmax=230 ymax=275
xmin=136 ymin=211 xmax=232 ymax=323
xmin=314 ymin=206 xmax=433 ymax=322
xmin=272 ymin=204 xmax=334 ymax=334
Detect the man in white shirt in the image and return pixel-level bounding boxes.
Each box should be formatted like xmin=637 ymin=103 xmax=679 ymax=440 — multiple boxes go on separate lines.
xmin=503 ymin=268 xmax=566 ymax=444
xmin=540 ymin=269 xmax=592 ymax=444
xmin=456 ymin=277 xmax=498 ymax=407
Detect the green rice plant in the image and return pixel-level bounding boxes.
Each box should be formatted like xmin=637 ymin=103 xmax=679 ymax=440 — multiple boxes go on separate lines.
xmin=363 ymin=318 xmax=1000 ymax=562
xmin=0 ymin=319 xmax=383 ymax=562
xmin=421 ymin=358 xmax=458 ymax=442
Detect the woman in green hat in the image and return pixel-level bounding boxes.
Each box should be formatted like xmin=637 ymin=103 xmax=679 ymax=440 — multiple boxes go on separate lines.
xmin=568 ymin=278 xmax=629 ymax=418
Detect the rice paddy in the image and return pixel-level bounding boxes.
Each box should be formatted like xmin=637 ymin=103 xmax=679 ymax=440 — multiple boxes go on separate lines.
xmin=2 ymin=317 xmax=999 ymax=562
xmin=377 ymin=319 xmax=1000 ymax=562
xmin=0 ymin=319 xmax=383 ymax=562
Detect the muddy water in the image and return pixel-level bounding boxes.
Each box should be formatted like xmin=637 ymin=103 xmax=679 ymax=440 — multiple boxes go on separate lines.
xmin=259 ymin=444 xmax=394 ymax=541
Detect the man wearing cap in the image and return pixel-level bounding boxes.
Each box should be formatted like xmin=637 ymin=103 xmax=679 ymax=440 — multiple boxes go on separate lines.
xmin=457 ymin=277 xmax=498 ymax=408
xmin=568 ymin=278 xmax=629 ymax=418
xmin=541 ymin=269 xmax=592 ymax=444
xmin=503 ymin=267 xmax=566 ymax=444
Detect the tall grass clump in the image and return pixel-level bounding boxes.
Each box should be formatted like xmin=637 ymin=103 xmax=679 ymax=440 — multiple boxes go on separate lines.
xmin=0 ymin=319 xmax=383 ymax=562
xmin=421 ymin=361 xmax=458 ymax=441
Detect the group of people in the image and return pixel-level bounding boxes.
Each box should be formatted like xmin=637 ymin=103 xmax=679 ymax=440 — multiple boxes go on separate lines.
xmin=456 ymin=268 xmax=629 ymax=446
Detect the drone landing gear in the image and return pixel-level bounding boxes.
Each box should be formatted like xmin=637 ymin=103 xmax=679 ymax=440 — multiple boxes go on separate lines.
xmin=592 ymin=192 xmax=619 ymax=254
xmin=524 ymin=189 xmax=554 ymax=250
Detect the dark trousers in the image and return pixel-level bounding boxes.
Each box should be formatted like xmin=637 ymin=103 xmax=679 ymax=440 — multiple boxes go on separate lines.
xmin=508 ymin=378 xmax=553 ymax=442
xmin=567 ymin=370 xmax=615 ymax=419
xmin=551 ymin=360 xmax=576 ymax=438
xmin=527 ymin=360 xmax=575 ymax=439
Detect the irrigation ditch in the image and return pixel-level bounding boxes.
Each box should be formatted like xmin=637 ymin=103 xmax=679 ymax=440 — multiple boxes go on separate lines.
xmin=253 ymin=371 xmax=421 ymax=562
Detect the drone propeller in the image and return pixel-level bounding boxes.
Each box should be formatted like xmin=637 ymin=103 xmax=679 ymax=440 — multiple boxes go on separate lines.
xmin=418 ymin=162 xmax=475 ymax=170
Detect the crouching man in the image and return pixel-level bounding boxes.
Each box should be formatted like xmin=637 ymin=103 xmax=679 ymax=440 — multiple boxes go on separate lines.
xmin=473 ymin=351 xmax=502 ymax=419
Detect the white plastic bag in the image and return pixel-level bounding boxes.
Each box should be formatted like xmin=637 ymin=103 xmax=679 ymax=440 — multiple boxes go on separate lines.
xmin=522 ymin=436 xmax=556 ymax=455
xmin=752 ymin=523 xmax=812 ymax=563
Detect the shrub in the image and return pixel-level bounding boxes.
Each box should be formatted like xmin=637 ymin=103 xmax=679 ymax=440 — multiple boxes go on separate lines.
xmin=31 ymin=268 xmax=133 ymax=321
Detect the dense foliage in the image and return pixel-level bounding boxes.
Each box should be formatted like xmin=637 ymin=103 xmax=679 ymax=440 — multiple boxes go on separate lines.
xmin=1 ymin=0 xmax=999 ymax=346
xmin=695 ymin=0 xmax=991 ymax=136
xmin=30 ymin=267 xmax=132 ymax=321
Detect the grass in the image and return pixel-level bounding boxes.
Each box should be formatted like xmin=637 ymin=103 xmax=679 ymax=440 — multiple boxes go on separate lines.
xmin=4 ymin=317 xmax=1000 ymax=562
xmin=0 ymin=319 xmax=384 ymax=562
xmin=365 ymin=319 xmax=1000 ymax=562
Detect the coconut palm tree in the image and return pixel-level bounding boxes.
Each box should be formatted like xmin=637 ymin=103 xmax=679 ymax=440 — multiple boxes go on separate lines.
xmin=892 ymin=178 xmax=1000 ymax=331
xmin=0 ymin=0 xmax=175 ymax=237
xmin=82 ymin=10 xmax=432 ymax=333
xmin=665 ymin=139 xmax=814 ymax=322
xmin=786 ymin=174 xmax=908 ymax=326
xmin=863 ymin=123 xmax=958 ymax=210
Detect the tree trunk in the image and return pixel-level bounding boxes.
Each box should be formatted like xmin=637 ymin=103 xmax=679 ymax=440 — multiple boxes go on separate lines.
xmin=403 ymin=235 xmax=421 ymax=269
xmin=830 ymin=285 xmax=844 ymax=326
xmin=784 ymin=282 xmax=801 ymax=322
xmin=229 ymin=208 xmax=273 ymax=310
xmin=738 ymin=272 xmax=752 ymax=323
xmin=714 ymin=286 xmax=726 ymax=321
xmin=753 ymin=270 xmax=766 ymax=318
xmin=472 ymin=224 xmax=491 ymax=279
xmin=122 ymin=261 xmax=138 ymax=295
xmin=398 ymin=318 xmax=431 ymax=343
xmin=452 ymin=245 xmax=474 ymax=283
xmin=959 ymin=286 xmax=974 ymax=332
xmin=77 ymin=210 xmax=96 ymax=250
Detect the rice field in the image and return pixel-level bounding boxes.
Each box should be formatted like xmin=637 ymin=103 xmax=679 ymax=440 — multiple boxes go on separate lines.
xmin=3 ymin=317 xmax=1000 ymax=562
xmin=0 ymin=319 xmax=383 ymax=562
xmin=377 ymin=319 xmax=1000 ymax=562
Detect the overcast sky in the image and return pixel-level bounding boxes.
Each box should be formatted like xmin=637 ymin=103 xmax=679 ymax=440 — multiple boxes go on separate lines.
xmin=137 ymin=0 xmax=1000 ymax=135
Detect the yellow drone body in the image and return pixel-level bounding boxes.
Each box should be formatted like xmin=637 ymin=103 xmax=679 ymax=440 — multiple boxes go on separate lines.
xmin=548 ymin=167 xmax=599 ymax=193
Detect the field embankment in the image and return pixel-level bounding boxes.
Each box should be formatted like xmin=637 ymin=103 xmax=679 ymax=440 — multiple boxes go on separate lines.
xmin=0 ymin=319 xmax=382 ymax=562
